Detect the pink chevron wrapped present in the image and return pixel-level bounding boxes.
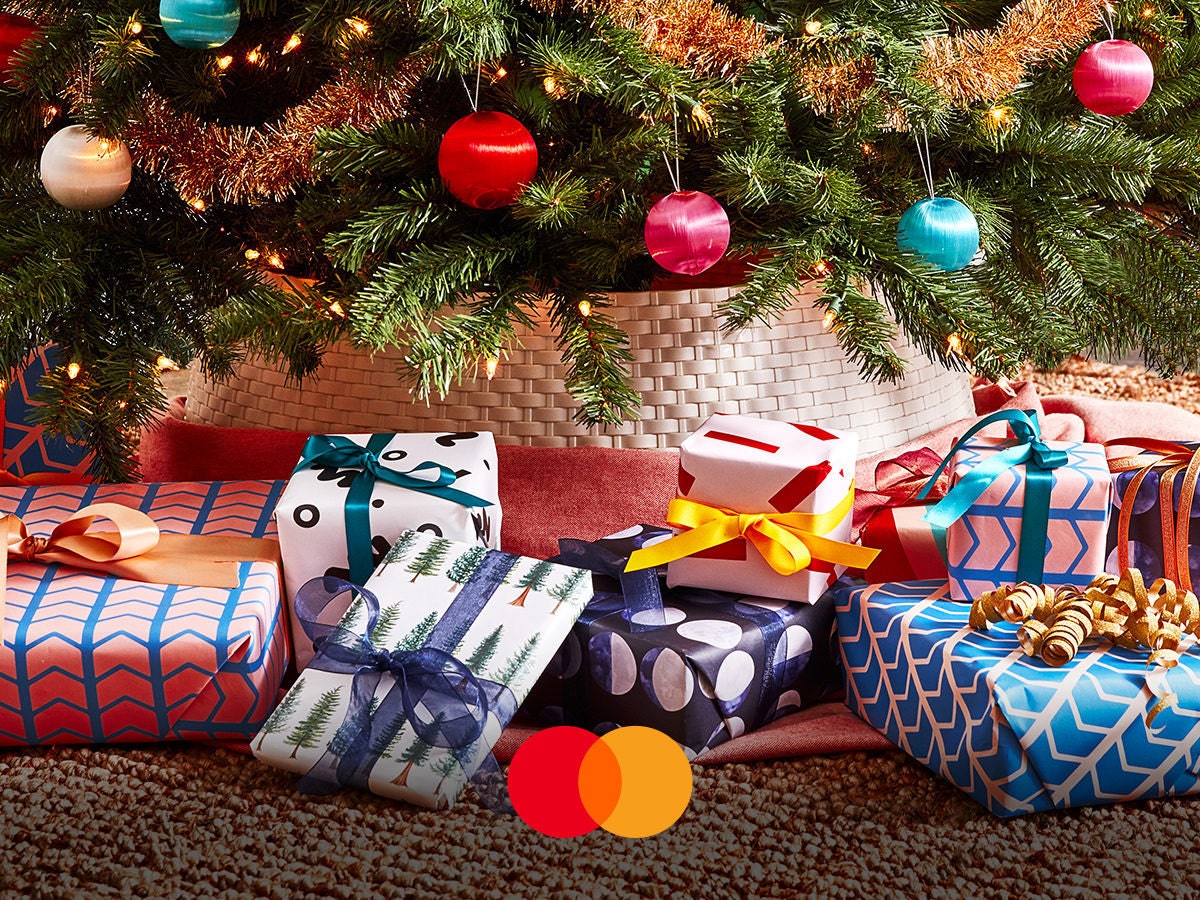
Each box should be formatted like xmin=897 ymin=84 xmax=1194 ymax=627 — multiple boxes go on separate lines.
xmin=924 ymin=410 xmax=1112 ymax=601
xmin=649 ymin=414 xmax=865 ymax=603
xmin=0 ymin=481 xmax=289 ymax=745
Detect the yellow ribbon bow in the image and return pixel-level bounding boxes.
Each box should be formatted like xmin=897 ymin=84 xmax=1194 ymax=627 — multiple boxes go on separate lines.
xmin=625 ymin=486 xmax=879 ymax=576
xmin=1 ymin=502 xmax=282 ymax=642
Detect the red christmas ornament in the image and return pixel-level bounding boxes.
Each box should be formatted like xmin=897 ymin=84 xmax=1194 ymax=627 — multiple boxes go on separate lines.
xmin=1072 ymin=40 xmax=1154 ymax=116
xmin=0 ymin=13 xmax=39 ymax=84
xmin=643 ymin=190 xmax=730 ymax=276
xmin=437 ymin=111 xmax=538 ymax=209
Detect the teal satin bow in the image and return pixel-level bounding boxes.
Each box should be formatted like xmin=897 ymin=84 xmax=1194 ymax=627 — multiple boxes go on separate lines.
xmin=917 ymin=409 xmax=1068 ymax=585
xmin=296 ymin=434 xmax=492 ymax=584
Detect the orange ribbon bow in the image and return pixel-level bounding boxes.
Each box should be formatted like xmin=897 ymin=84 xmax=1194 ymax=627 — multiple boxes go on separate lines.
xmin=1 ymin=502 xmax=281 ymax=642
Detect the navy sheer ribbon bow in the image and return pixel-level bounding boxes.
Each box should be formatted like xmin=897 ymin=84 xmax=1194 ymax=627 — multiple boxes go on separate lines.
xmin=295 ymin=434 xmax=492 ymax=584
xmin=552 ymin=530 xmax=668 ymax=632
xmin=293 ymin=575 xmax=513 ymax=813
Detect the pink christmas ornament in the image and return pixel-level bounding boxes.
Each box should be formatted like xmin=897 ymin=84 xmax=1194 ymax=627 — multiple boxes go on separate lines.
xmin=644 ymin=190 xmax=730 ymax=276
xmin=1072 ymin=40 xmax=1154 ymax=116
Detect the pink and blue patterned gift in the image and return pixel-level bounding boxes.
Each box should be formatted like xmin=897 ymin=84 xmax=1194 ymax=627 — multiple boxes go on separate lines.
xmin=838 ymin=580 xmax=1200 ymax=816
xmin=0 ymin=481 xmax=289 ymax=745
xmin=920 ymin=409 xmax=1111 ymax=601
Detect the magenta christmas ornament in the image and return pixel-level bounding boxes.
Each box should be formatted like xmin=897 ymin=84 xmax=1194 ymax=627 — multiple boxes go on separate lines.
xmin=643 ymin=190 xmax=730 ymax=276
xmin=1072 ymin=40 xmax=1154 ymax=116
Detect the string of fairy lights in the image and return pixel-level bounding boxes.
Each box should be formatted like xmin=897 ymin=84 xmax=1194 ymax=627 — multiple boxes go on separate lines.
xmin=0 ymin=0 xmax=1169 ymax=380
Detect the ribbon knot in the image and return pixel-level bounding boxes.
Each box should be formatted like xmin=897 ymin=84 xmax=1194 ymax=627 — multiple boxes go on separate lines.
xmin=296 ymin=435 xmax=492 ymax=584
xmin=625 ymin=489 xmax=878 ymax=577
xmin=17 ymin=535 xmax=48 ymax=561
xmin=292 ymin=575 xmax=512 ymax=812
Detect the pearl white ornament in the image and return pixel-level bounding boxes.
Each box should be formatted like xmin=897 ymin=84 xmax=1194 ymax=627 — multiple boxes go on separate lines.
xmin=40 ymin=125 xmax=132 ymax=210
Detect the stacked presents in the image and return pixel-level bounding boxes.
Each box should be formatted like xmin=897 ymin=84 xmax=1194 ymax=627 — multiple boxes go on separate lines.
xmin=10 ymin=372 xmax=1200 ymax=819
xmin=841 ymin=412 xmax=1200 ymax=816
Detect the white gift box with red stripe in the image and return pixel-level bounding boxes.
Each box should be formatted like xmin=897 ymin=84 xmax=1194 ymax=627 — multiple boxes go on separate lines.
xmin=663 ymin=414 xmax=858 ymax=603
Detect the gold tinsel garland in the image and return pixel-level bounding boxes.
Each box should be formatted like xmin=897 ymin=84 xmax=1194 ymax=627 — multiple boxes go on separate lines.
xmin=118 ymin=1 xmax=1107 ymax=202
xmin=916 ymin=0 xmax=1102 ymax=107
xmin=972 ymin=570 xmax=1200 ymax=723
xmin=123 ymin=61 xmax=427 ymax=204
xmin=527 ymin=0 xmax=773 ymax=76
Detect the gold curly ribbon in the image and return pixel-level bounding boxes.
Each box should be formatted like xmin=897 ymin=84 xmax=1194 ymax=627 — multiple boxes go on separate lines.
xmin=971 ymin=569 xmax=1200 ymax=725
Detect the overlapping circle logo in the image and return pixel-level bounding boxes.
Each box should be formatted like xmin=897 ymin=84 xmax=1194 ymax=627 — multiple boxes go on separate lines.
xmin=508 ymin=726 xmax=693 ymax=838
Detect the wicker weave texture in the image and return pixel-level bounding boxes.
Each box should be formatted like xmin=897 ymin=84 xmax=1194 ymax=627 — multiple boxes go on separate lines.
xmin=185 ymin=286 xmax=975 ymax=455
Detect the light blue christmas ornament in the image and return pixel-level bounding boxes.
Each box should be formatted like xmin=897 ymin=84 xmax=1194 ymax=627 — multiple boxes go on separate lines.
xmin=159 ymin=0 xmax=240 ymax=50
xmin=897 ymin=196 xmax=980 ymax=272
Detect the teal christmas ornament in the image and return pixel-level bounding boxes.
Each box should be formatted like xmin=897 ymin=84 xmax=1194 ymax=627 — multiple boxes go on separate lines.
xmin=159 ymin=0 xmax=240 ymax=49
xmin=896 ymin=197 xmax=979 ymax=272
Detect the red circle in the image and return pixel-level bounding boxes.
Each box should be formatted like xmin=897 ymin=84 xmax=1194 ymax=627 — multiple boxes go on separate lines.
xmin=508 ymin=726 xmax=603 ymax=838
xmin=437 ymin=111 xmax=538 ymax=209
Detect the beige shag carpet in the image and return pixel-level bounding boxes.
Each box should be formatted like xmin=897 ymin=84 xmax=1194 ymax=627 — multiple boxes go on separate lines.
xmin=5 ymin=358 xmax=1200 ymax=900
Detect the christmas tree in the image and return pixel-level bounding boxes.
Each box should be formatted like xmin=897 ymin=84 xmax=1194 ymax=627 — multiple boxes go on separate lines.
xmin=283 ymin=686 xmax=341 ymax=759
xmin=2 ymin=1 xmax=1198 ymax=477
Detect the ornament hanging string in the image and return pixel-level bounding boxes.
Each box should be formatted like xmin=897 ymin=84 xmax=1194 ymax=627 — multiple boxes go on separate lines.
xmin=1099 ymin=3 xmax=1114 ymax=40
xmin=915 ymin=126 xmax=936 ymax=201
xmin=458 ymin=65 xmax=481 ymax=112
xmin=660 ymin=111 xmax=682 ymax=193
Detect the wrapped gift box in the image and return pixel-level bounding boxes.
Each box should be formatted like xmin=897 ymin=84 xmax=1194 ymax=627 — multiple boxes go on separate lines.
xmin=1105 ymin=441 xmax=1200 ymax=589
xmin=837 ymin=580 xmax=1200 ymax=816
xmin=659 ymin=414 xmax=861 ymax=603
xmin=4 ymin=346 xmax=93 ymax=481
xmin=276 ymin=432 xmax=501 ymax=669
xmin=0 ymin=480 xmax=289 ymax=745
xmin=524 ymin=525 xmax=842 ymax=757
xmin=933 ymin=425 xmax=1110 ymax=601
xmin=253 ymin=529 xmax=593 ymax=809
xmin=861 ymin=504 xmax=947 ymax=583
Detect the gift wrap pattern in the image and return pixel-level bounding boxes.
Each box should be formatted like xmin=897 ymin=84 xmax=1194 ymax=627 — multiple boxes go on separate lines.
xmin=276 ymin=431 xmax=501 ymax=669
xmin=0 ymin=481 xmax=289 ymax=745
xmin=838 ymin=580 xmax=1200 ymax=816
xmin=526 ymin=525 xmax=840 ymax=757
xmin=942 ymin=436 xmax=1110 ymax=601
xmin=254 ymin=529 xmax=593 ymax=809
xmin=4 ymin=346 xmax=93 ymax=480
xmin=667 ymin=415 xmax=857 ymax=603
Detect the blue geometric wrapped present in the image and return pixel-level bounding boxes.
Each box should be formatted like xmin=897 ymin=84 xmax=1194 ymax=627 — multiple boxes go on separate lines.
xmin=838 ymin=579 xmax=1200 ymax=816
xmin=523 ymin=525 xmax=842 ymax=758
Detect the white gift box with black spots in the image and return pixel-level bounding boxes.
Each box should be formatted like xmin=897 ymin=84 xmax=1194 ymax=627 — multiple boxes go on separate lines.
xmin=276 ymin=432 xmax=501 ymax=669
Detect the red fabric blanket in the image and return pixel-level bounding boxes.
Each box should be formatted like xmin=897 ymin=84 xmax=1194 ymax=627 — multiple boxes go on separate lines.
xmin=141 ymin=385 xmax=1200 ymax=764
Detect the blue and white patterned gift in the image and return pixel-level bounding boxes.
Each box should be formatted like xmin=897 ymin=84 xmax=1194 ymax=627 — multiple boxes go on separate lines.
xmin=837 ymin=580 xmax=1200 ymax=817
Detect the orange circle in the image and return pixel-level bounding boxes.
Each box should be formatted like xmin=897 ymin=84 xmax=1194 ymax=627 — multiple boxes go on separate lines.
xmin=577 ymin=734 xmax=622 ymax=826
xmin=591 ymin=726 xmax=693 ymax=838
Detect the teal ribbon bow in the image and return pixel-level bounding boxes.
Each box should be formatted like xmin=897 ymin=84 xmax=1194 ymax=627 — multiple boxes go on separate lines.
xmin=917 ymin=409 xmax=1069 ymax=584
xmin=296 ymin=434 xmax=492 ymax=584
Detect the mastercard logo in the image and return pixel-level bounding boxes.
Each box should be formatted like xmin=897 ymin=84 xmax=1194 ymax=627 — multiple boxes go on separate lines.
xmin=508 ymin=725 xmax=693 ymax=838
